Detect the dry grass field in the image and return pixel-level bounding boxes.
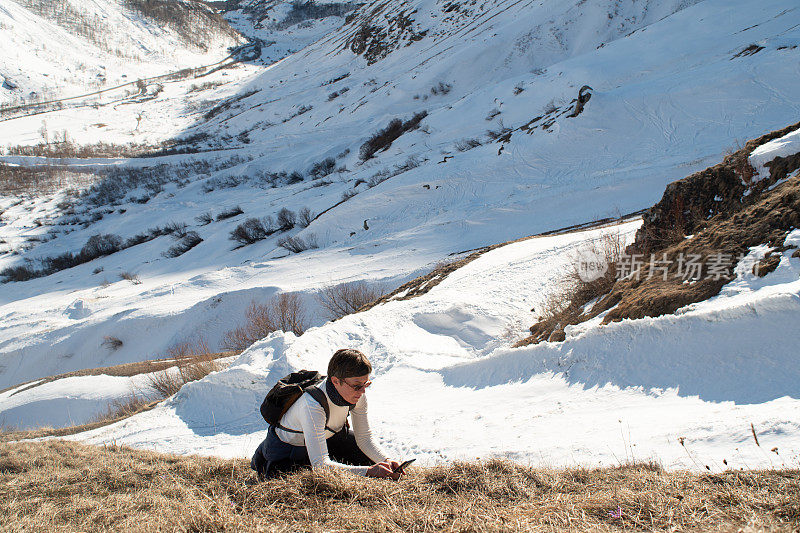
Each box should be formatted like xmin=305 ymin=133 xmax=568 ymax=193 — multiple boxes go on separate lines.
xmin=0 ymin=440 xmax=797 ymax=532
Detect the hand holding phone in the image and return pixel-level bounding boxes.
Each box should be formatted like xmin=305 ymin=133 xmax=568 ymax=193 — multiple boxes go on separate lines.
xmin=393 ymin=458 xmax=416 ymax=473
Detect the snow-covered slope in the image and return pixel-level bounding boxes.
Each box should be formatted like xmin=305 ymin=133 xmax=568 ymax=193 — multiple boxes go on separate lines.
xmin=0 ymin=0 xmax=242 ymax=105
xmin=0 ymin=0 xmax=799 ymax=460
xmin=62 ymin=221 xmax=800 ymax=471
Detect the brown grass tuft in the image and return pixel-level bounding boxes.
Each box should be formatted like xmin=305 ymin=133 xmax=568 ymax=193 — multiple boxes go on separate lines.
xmin=520 ymin=232 xmax=624 ymax=346
xmin=101 ymin=336 xmax=123 ymax=351
xmin=0 ymin=440 xmax=797 ymax=532
xmin=93 ymin=392 xmax=152 ymax=422
xmin=148 ymin=340 xmax=223 ymax=397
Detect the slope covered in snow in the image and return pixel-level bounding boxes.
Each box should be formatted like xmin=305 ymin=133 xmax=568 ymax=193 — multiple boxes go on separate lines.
xmin=0 ymin=0 xmax=799 ymax=466
xmin=0 ymin=0 xmax=243 ymax=105
xmin=63 ymin=220 xmax=800 ymax=471
xmin=1 ymin=0 xmax=798 ymax=390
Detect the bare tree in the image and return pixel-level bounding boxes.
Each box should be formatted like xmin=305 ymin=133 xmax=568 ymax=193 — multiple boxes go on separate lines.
xmin=316 ymin=280 xmax=385 ymax=320
xmin=221 ymin=294 xmax=307 ymax=351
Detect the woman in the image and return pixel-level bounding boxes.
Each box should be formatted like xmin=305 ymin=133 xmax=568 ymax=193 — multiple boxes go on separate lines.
xmin=251 ymin=348 xmax=400 ymax=479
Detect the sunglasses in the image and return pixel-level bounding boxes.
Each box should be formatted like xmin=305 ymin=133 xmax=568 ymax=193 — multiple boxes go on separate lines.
xmin=342 ymin=378 xmax=372 ymax=392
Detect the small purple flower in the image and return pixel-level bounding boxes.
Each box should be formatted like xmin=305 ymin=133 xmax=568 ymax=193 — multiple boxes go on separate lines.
xmin=608 ymin=505 xmax=622 ymax=518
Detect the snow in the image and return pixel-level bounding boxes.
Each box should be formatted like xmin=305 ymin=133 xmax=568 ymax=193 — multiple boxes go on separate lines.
xmin=749 ymin=128 xmax=800 ymax=183
xmin=0 ymin=373 xmax=152 ymax=430
xmin=0 ymin=0 xmax=241 ymax=106
xmin=57 ymin=222 xmax=800 ymax=471
xmin=0 ymin=0 xmax=799 ymax=472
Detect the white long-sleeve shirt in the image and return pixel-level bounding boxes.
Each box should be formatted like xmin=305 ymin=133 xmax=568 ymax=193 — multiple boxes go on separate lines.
xmin=275 ymin=380 xmax=390 ymax=475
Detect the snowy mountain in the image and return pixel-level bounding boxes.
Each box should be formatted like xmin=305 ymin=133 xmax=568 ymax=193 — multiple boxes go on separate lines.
xmin=1 ymin=0 xmax=799 ymax=469
xmin=0 ymin=0 xmax=244 ymax=106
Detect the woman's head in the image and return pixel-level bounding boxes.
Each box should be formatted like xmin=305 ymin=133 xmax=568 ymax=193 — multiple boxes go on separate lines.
xmin=328 ymin=348 xmax=372 ymax=404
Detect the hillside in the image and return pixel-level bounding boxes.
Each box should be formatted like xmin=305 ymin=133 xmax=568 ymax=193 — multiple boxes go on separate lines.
xmin=1 ymin=0 xmax=798 ymax=387
xmin=0 ymin=0 xmax=243 ymax=106
xmin=0 ymin=0 xmax=798 ymax=473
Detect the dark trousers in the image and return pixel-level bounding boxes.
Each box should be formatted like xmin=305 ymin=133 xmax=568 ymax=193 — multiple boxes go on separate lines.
xmin=251 ymin=425 xmax=372 ymax=479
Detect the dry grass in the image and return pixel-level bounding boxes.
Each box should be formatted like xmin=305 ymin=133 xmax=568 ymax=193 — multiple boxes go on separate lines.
xmin=0 ymin=400 xmax=160 ymax=443
xmin=148 ymin=340 xmax=224 ymax=397
xmin=359 ymin=212 xmax=646 ymax=316
xmin=147 ymin=368 xmax=185 ymax=398
xmin=0 ymin=351 xmax=238 ymax=397
xmin=221 ymin=294 xmax=307 ymax=351
xmin=0 ymin=163 xmax=98 ymax=195
xmin=92 ymin=392 xmax=153 ymax=422
xmin=517 ymin=122 xmax=800 ymax=346
xmin=524 ymin=232 xmax=624 ymax=344
xmin=118 ymin=271 xmax=141 ymax=284
xmin=0 ymin=440 xmax=797 ymax=532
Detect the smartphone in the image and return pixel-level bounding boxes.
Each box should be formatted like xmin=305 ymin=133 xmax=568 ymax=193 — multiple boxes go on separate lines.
xmin=394 ymin=458 xmax=416 ymax=472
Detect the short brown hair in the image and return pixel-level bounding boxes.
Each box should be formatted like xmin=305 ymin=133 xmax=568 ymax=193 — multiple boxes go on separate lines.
xmin=328 ymin=348 xmax=372 ymax=379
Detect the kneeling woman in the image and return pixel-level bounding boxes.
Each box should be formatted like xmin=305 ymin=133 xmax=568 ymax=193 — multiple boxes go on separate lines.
xmin=251 ymin=348 xmax=400 ymax=479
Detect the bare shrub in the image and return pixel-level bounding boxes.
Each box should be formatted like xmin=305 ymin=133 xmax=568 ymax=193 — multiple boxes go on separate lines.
xmin=316 ymin=280 xmax=386 ymax=320
xmin=148 ymin=369 xmax=183 ymax=398
xmin=147 ymin=339 xmax=220 ymax=397
xmin=270 ymin=293 xmax=308 ymax=337
xmin=277 ymin=234 xmax=317 ymax=253
xmin=216 ymin=206 xmax=244 ymax=221
xmin=430 ymin=82 xmax=452 ymax=95
xmin=164 ymin=221 xmax=188 ymax=239
xmin=297 ymin=207 xmax=315 ymax=228
xmin=163 ymin=231 xmax=202 ymax=258
xmin=94 ymin=392 xmax=150 ymax=422
xmin=486 ymin=123 xmax=513 ymax=141
xmin=282 ymin=104 xmax=313 ymax=123
xmin=101 ymin=336 xmax=123 ymax=351
xmin=327 ymin=87 xmax=349 ymax=100
xmin=367 ymin=169 xmax=392 ymax=188
xmin=0 ymin=264 xmax=37 ymax=283
xmin=178 ymin=354 xmax=221 ymax=383
xmin=286 ymin=171 xmax=304 ymax=184
xmin=455 ymin=138 xmax=482 ymax=152
xmin=168 ymin=339 xmax=220 ymax=383
xmin=368 ymin=155 xmax=422 ymax=186
xmin=359 ymin=111 xmax=428 ymax=161
xmin=309 ymin=158 xmax=336 ymax=179
xmin=165 ymin=339 xmax=210 ymax=360
xmin=276 ymin=208 xmax=296 ymax=230
xmin=118 ymin=272 xmax=141 ymax=284
xmin=195 ymin=212 xmax=213 ymax=225
xmin=81 ymin=234 xmax=122 ymax=260
xmin=4 ymin=225 xmax=171 ymax=283
xmin=221 ymin=294 xmax=308 ymax=351
xmin=230 ymin=217 xmax=274 ymax=245
xmin=0 ymin=163 xmax=96 ymax=195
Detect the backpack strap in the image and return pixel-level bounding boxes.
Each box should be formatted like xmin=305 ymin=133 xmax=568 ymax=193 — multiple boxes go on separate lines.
xmin=276 ymin=384 xmax=347 ymax=434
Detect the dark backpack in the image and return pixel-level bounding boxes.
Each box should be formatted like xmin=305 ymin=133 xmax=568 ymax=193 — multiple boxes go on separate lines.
xmin=259 ymin=369 xmax=351 ymax=434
